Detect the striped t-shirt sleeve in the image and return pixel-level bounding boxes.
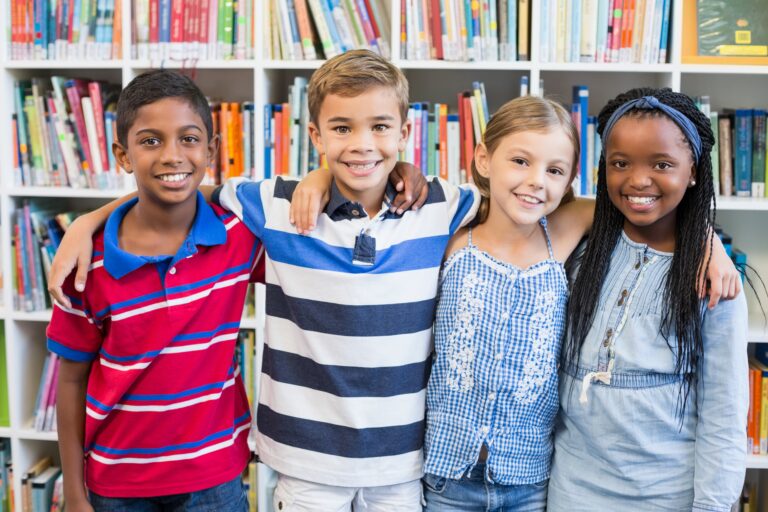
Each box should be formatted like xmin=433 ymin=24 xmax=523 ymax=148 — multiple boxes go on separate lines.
xmin=47 ymin=274 xmax=102 ymax=362
xmin=446 ymin=182 xmax=481 ymax=235
xmin=217 ymin=177 xmax=268 ymax=239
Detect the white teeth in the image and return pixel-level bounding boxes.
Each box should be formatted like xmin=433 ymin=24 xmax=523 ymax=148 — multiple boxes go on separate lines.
xmin=517 ymin=194 xmax=542 ymax=204
xmin=347 ymin=162 xmax=376 ymax=170
xmin=627 ymin=196 xmax=657 ymax=205
xmin=158 ymin=173 xmax=189 ymax=183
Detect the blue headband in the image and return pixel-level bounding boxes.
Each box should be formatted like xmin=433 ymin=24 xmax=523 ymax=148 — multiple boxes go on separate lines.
xmin=600 ymin=96 xmax=702 ymax=164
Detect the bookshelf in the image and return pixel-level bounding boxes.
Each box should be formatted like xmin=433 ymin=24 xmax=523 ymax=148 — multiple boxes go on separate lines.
xmin=1 ymin=0 xmax=767 ymax=510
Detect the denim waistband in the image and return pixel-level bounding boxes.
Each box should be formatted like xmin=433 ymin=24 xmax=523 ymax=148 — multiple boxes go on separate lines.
xmin=562 ymin=363 xmax=683 ymax=389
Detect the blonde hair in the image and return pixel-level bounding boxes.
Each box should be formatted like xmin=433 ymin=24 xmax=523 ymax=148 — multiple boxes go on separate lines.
xmin=307 ymin=49 xmax=410 ymax=125
xmin=472 ymin=96 xmax=580 ymax=224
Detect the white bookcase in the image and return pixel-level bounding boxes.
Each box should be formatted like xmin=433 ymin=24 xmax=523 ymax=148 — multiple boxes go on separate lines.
xmin=0 ymin=0 xmax=767 ymax=510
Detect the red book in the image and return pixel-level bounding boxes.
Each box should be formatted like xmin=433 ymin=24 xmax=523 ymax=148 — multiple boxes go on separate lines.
xmin=429 ymin=0 xmax=442 ymax=59
xmin=457 ymin=93 xmax=465 ymax=175
xmin=88 ymin=81 xmax=110 ymax=173
xmin=64 ymin=79 xmax=95 ymax=183
xmin=149 ymin=0 xmax=159 ymax=44
xmin=462 ymin=95 xmax=474 ymax=182
xmin=363 ymin=0 xmax=381 ymax=38
xmin=171 ymin=0 xmax=184 ymax=49
xmin=199 ymin=0 xmax=209 ymax=47
xmin=274 ymin=106 xmax=283 ymax=176
xmin=281 ymin=103 xmax=291 ymax=175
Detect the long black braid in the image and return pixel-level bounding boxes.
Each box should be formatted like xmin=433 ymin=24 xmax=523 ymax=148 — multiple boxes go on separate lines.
xmin=564 ymin=87 xmax=717 ymax=417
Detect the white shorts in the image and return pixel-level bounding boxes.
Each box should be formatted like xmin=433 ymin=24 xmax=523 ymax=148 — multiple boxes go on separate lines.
xmin=272 ymin=472 xmax=423 ymax=512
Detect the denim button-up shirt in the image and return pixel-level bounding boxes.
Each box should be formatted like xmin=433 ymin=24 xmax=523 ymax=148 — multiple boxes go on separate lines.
xmin=548 ymin=232 xmax=748 ymax=512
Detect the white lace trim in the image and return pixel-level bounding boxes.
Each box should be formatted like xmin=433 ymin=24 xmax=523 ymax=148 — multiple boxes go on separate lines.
xmin=514 ymin=290 xmax=558 ymax=404
xmin=445 ymin=272 xmax=486 ymax=392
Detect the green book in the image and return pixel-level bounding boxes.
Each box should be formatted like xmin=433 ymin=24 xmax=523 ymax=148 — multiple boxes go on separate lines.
xmin=0 ymin=327 xmax=9 ymax=427
xmin=697 ymin=0 xmax=768 ymax=57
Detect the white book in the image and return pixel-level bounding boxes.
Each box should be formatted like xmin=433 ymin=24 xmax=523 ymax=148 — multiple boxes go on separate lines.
xmin=81 ymin=97 xmax=105 ymax=176
xmin=649 ymin=0 xmax=665 ymax=64
xmin=405 ymin=107 xmax=416 ymax=164
xmin=447 ymin=116 xmax=460 ymax=184
xmin=580 ymin=0 xmax=598 ymax=62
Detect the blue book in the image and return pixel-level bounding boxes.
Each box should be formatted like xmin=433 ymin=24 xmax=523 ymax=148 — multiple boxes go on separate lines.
xmin=434 ymin=103 xmax=441 ymax=176
xmin=734 ymin=109 xmax=753 ymax=196
xmin=159 ymin=0 xmax=171 ymax=43
xmin=464 ymin=0 xmax=474 ymax=58
xmin=571 ymin=0 xmax=582 ymax=62
xmin=264 ymin=104 xmax=273 ymax=179
xmin=34 ymin=0 xmax=48 ymax=57
xmin=658 ymin=0 xmax=672 ymax=63
xmin=105 ymin=111 xmax=116 ymax=172
xmin=596 ymin=0 xmax=610 ymax=61
xmin=421 ymin=102 xmax=429 ymax=174
xmin=321 ymin=0 xmax=344 ymax=54
xmin=573 ymin=86 xmax=589 ymax=195
xmin=508 ymin=0 xmax=517 ymax=59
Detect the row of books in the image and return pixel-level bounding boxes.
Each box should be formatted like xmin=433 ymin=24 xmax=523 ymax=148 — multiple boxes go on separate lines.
xmin=0 ymin=330 xmax=8 ymax=429
xmin=208 ymin=101 xmax=258 ymax=184
xmin=32 ymin=353 xmax=60 ymax=433
xmin=20 ymin=457 xmax=63 ymax=512
xmin=400 ymin=0 xmax=530 ymax=62
xmin=539 ymin=0 xmax=672 ymax=64
xmin=132 ymin=0 xmax=256 ymax=61
xmin=12 ymin=77 xmax=128 ymax=190
xmin=9 ymin=0 xmax=122 ymax=60
xmin=265 ymin=0 xmax=391 ymax=61
xmin=748 ymin=345 xmax=768 ymax=456
xmin=12 ymin=203 xmax=79 ymax=313
xmin=699 ymin=98 xmax=768 ymax=198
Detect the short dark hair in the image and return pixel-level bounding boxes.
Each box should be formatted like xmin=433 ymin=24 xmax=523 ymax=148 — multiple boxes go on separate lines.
xmin=116 ymin=69 xmax=213 ymax=146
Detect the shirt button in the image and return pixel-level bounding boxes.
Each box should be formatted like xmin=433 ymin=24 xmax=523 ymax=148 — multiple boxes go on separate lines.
xmin=488 ymin=392 xmax=496 ymax=401
xmin=495 ymin=353 xmax=504 ymax=360
xmin=603 ymin=338 xmax=610 ymax=347
xmin=634 ymin=262 xmax=641 ymax=269
xmin=351 ymin=209 xmax=360 ymax=216
xmin=621 ymin=289 xmax=628 ymax=297
xmin=169 ymin=267 xmax=177 ymax=275
xmin=500 ymin=312 xmax=509 ymax=320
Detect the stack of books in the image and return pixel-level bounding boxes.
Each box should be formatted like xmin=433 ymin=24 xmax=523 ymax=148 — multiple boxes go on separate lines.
xmin=208 ymin=101 xmax=257 ymax=183
xmin=131 ymin=0 xmax=256 ymax=60
xmin=264 ymin=0 xmax=391 ymax=60
xmin=33 ymin=353 xmax=60 ymax=433
xmin=539 ymin=0 xmax=672 ymax=64
xmin=9 ymin=0 xmax=122 ymax=60
xmin=400 ymin=0 xmax=530 ymax=61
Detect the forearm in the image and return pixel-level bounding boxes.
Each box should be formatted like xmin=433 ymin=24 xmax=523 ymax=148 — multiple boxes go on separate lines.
xmin=56 ymin=370 xmax=90 ymax=504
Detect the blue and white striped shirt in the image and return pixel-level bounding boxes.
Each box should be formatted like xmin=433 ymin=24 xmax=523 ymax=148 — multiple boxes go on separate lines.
xmin=217 ymin=176 xmax=479 ymax=487
xmin=424 ymin=218 xmax=568 ymax=485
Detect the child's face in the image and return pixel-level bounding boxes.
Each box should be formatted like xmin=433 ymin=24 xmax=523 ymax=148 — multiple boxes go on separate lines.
xmin=114 ymin=97 xmax=214 ymax=207
xmin=475 ymin=127 xmax=575 ymax=227
xmin=308 ymin=86 xmax=410 ymax=210
xmin=605 ymin=115 xmax=695 ymax=240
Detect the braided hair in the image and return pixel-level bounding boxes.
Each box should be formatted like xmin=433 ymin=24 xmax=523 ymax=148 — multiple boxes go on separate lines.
xmin=564 ymin=87 xmax=717 ymax=416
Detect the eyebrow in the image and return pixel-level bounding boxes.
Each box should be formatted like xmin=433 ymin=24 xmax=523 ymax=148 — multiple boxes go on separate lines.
xmin=504 ymin=147 xmax=570 ymax=165
xmin=608 ymin=151 xmax=677 ymax=159
xmin=134 ymin=125 xmax=203 ymax=136
xmin=326 ymin=115 xmax=397 ymax=123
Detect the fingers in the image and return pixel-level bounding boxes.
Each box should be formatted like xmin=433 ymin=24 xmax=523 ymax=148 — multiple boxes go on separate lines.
xmin=75 ymin=254 xmax=90 ymax=292
xmin=707 ymin=276 xmax=722 ymax=310
xmin=414 ymin=181 xmax=429 ymax=209
xmin=47 ymin=262 xmax=73 ymax=309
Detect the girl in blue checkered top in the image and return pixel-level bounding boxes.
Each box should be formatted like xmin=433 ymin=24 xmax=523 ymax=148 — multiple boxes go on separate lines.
xmin=422 ymin=96 xmax=596 ymax=511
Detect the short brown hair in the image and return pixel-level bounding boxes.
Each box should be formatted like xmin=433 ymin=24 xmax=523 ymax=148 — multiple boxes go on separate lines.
xmin=307 ymin=50 xmax=409 ymax=124
xmin=472 ymin=96 xmax=580 ymax=224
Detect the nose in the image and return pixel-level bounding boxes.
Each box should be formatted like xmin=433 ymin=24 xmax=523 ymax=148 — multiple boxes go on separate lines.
xmin=525 ymin=165 xmax=546 ymax=189
xmin=627 ymin=168 xmax=652 ymax=189
xmin=160 ymin=140 xmax=183 ymax=166
xmin=348 ymin=130 xmax=375 ymax=153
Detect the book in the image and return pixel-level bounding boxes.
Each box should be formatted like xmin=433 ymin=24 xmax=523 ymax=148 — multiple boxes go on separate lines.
xmin=734 ymin=109 xmax=753 ymax=196
xmin=696 ymin=0 xmax=768 ymax=58
xmin=718 ymin=115 xmax=733 ymax=197
xmin=752 ymin=110 xmax=766 ymax=197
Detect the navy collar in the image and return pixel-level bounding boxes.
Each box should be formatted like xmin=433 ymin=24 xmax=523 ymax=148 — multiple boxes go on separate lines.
xmin=103 ymin=191 xmax=226 ymax=279
xmin=324 ymin=179 xmax=398 ymax=221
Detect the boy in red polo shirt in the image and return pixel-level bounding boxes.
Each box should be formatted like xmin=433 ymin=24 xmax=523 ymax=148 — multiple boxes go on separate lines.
xmin=47 ymin=70 xmax=261 ymax=511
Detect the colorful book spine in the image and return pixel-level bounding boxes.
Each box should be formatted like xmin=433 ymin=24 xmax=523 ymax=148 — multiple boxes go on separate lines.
xmin=752 ymin=110 xmax=766 ymax=197
xmin=734 ymin=109 xmax=753 ymax=197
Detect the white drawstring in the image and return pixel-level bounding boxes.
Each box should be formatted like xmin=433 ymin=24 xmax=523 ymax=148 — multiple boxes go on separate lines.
xmin=357 ymin=487 xmax=367 ymax=509
xmin=580 ymin=371 xmax=612 ymax=404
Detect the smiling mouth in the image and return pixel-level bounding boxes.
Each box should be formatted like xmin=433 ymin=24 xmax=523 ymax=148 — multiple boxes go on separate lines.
xmin=157 ymin=173 xmax=191 ymax=183
xmin=515 ymin=193 xmax=543 ymax=205
xmin=625 ymin=195 xmax=659 ymax=205
xmin=343 ymin=160 xmax=382 ymax=175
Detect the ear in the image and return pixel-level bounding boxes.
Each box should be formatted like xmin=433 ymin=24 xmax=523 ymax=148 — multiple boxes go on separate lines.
xmin=208 ymin=134 xmax=220 ymax=165
xmin=113 ymin=141 xmax=131 ymax=174
xmin=688 ymin=164 xmax=697 ymax=187
xmin=308 ymin=122 xmax=324 ymax=155
xmin=397 ymin=118 xmax=412 ymax=152
xmin=474 ymin=143 xmax=491 ymax=178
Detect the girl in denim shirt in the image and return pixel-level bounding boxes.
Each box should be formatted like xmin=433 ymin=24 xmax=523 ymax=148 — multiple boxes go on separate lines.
xmin=548 ymin=88 xmax=748 ymax=512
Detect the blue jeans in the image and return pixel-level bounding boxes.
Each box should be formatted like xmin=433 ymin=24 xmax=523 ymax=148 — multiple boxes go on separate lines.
xmin=89 ymin=476 xmax=249 ymax=512
xmin=422 ymin=464 xmax=547 ymax=512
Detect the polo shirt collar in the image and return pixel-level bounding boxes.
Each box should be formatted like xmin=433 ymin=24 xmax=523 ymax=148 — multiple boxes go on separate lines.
xmin=324 ymin=179 xmax=398 ymax=221
xmin=104 ymin=191 xmax=226 ymax=280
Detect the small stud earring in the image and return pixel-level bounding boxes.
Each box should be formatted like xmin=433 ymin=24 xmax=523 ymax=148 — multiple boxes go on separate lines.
xmin=689 ymin=179 xmax=696 ymax=187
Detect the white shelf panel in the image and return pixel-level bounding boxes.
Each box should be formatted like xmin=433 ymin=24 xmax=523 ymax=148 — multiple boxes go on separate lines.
xmin=8 ymin=186 xmax=130 ymax=198
xmin=747 ymin=454 xmax=768 ymax=469
xmin=398 ymin=60 xmax=532 ymax=71
xmin=240 ymin=318 xmax=258 ymax=329
xmin=262 ymin=59 xmax=324 ymax=70
xmin=716 ymin=197 xmax=768 ymax=211
xmin=9 ymin=310 xmax=53 ymax=322
xmin=0 ymin=427 xmax=12 ymax=437
xmin=16 ymin=428 xmax=58 ymax=441
xmin=750 ymin=317 xmax=768 ymax=343
xmin=538 ymin=63 xmax=675 ymax=73
xmin=2 ymin=60 xmax=124 ymax=70
xmin=129 ymin=59 xmax=257 ymax=70
xmin=681 ymin=64 xmax=768 ymax=76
